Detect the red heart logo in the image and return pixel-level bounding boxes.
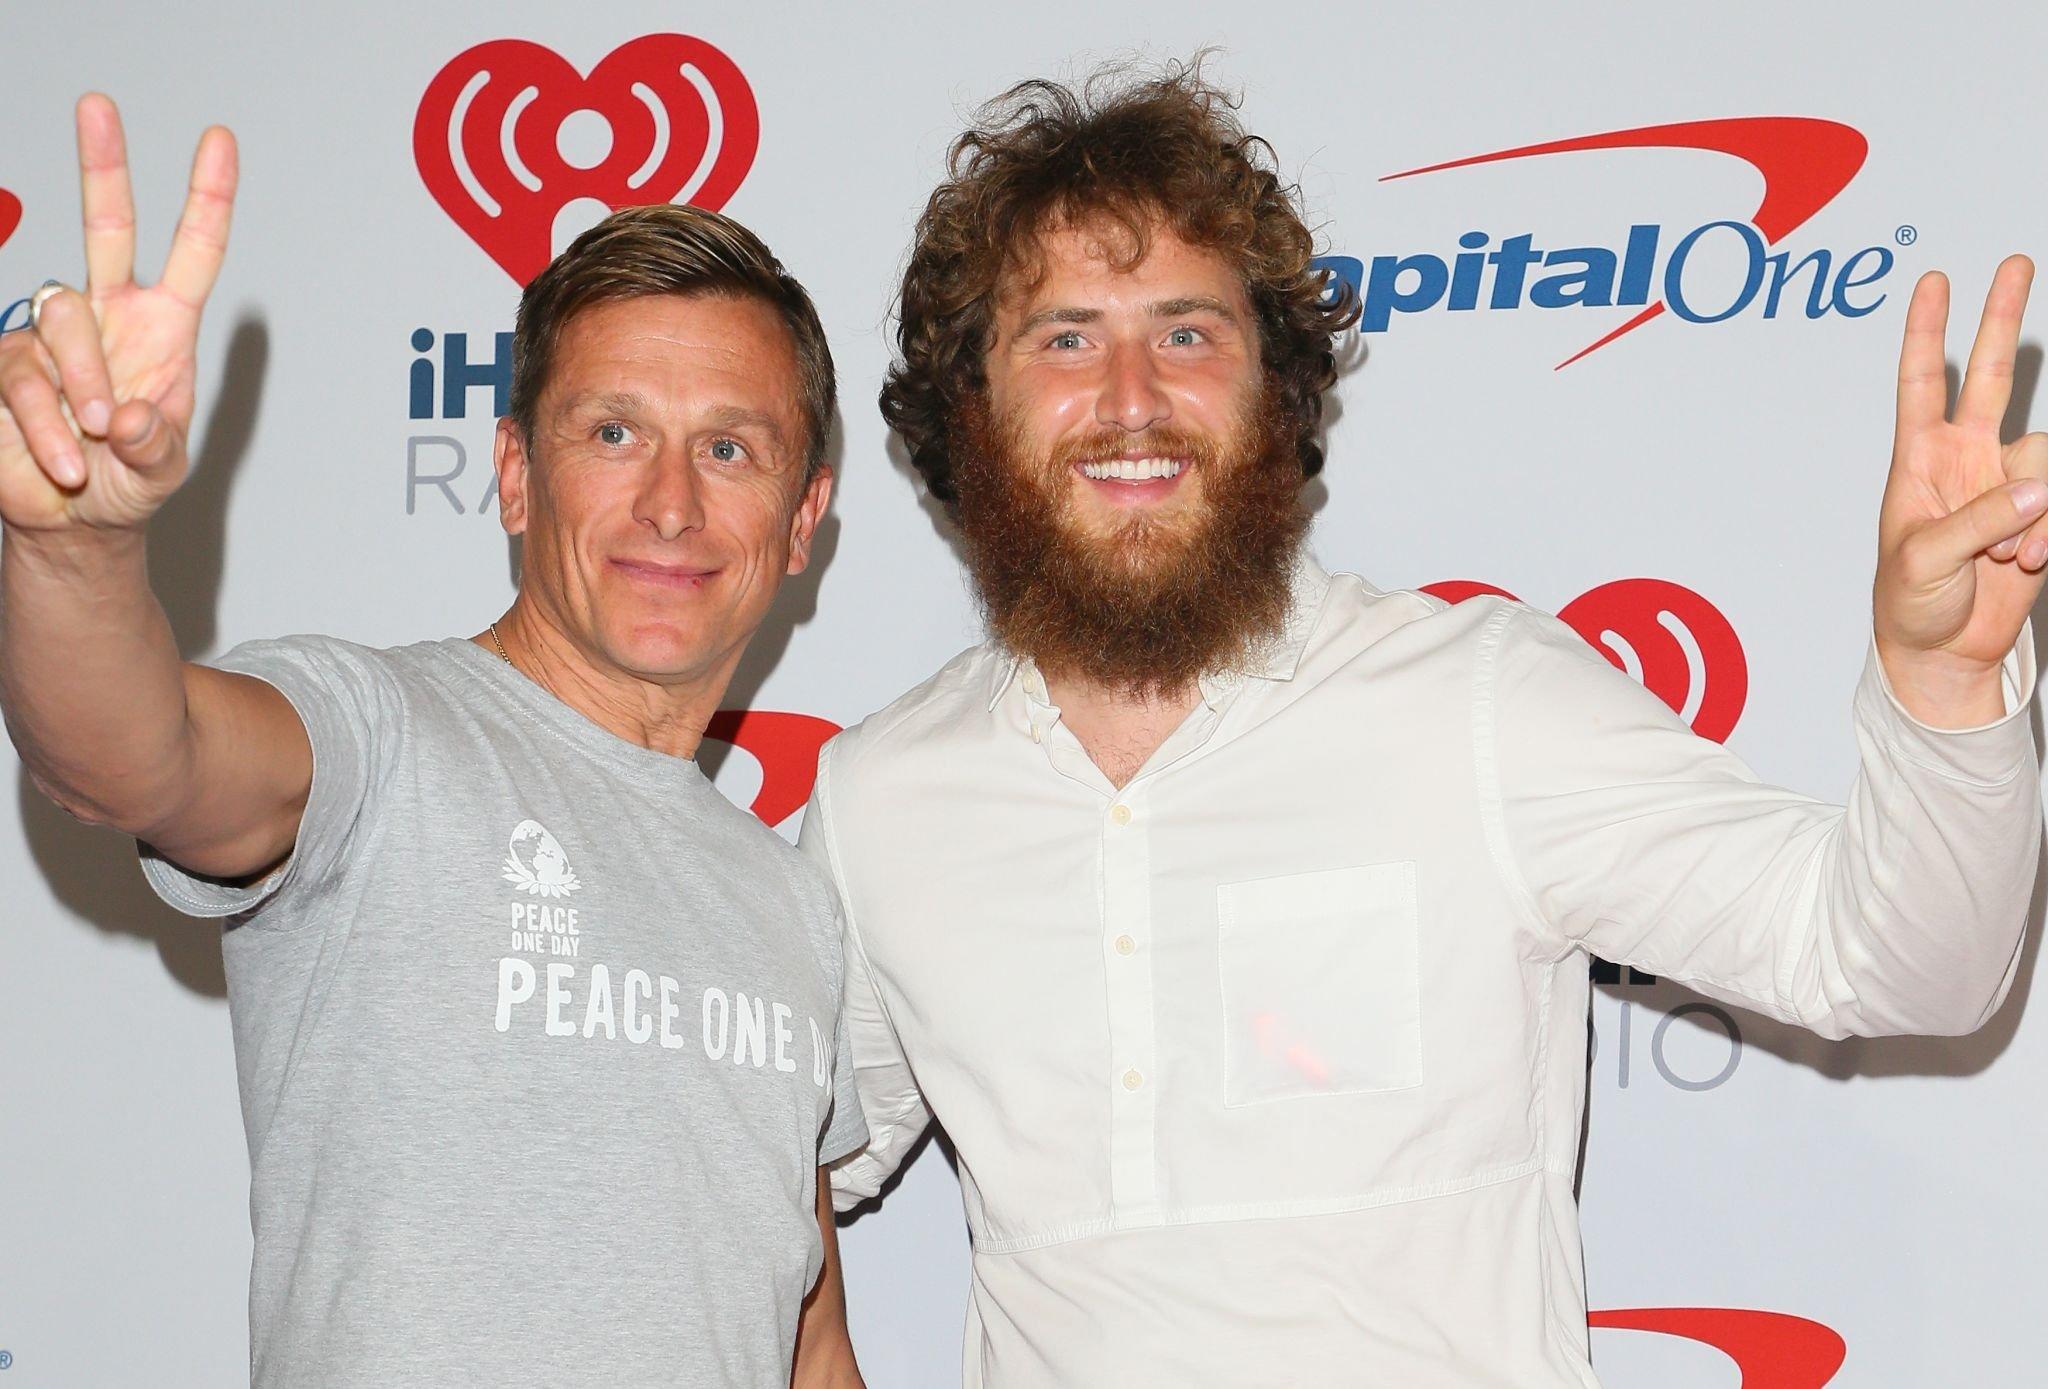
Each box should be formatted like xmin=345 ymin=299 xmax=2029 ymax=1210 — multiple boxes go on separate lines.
xmin=0 ymin=188 xmax=21 ymax=250
xmin=415 ymin=35 xmax=760 ymax=286
xmin=1422 ymin=578 xmax=1749 ymax=742
xmin=704 ymin=710 xmax=842 ymax=827
xmin=1590 ymin=1307 xmax=1846 ymax=1387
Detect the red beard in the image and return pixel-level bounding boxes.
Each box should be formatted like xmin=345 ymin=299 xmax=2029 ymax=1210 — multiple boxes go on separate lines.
xmin=950 ymin=386 xmax=1309 ymax=697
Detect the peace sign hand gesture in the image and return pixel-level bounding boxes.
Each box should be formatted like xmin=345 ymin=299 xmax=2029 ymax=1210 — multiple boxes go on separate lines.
xmin=0 ymin=94 xmax=237 ymax=537
xmin=1873 ymin=255 xmax=2048 ymax=728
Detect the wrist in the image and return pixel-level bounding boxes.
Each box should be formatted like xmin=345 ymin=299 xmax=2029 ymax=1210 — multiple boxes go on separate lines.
xmin=1873 ymin=636 xmax=2009 ymax=729
xmin=2 ymin=521 xmax=148 ymax=582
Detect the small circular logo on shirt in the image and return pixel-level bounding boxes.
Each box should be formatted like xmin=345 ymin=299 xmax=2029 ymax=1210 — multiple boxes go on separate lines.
xmin=501 ymin=819 xmax=582 ymax=898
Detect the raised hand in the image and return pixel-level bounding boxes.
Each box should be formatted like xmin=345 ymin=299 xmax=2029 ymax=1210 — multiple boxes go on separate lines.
xmin=0 ymin=94 xmax=237 ymax=535
xmin=1873 ymin=255 xmax=2048 ymax=727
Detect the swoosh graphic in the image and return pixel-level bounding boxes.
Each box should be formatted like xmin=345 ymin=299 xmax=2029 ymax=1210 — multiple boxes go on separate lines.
xmin=1382 ymin=117 xmax=1869 ymax=367
xmin=1589 ymin=1307 xmax=1847 ymax=1387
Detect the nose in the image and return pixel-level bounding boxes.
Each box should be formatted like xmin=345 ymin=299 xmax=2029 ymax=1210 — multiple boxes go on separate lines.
xmin=633 ymin=448 xmax=706 ymax=542
xmin=1094 ymin=340 xmax=1171 ymax=434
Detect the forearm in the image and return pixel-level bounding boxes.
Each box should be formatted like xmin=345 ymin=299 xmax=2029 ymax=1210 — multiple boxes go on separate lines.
xmin=0 ymin=524 xmax=195 ymax=831
xmin=1805 ymin=638 xmax=2041 ymax=1036
xmin=790 ymin=1172 xmax=864 ymax=1389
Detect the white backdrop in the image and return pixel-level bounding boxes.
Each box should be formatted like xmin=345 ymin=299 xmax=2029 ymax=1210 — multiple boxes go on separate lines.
xmin=3 ymin=3 xmax=2045 ymax=1385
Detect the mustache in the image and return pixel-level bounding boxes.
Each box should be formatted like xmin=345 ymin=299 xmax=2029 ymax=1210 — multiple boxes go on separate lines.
xmin=1049 ymin=426 xmax=1225 ymax=472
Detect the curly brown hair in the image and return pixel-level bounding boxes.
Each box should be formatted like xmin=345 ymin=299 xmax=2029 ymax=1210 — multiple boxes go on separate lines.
xmin=880 ymin=60 xmax=1356 ymax=509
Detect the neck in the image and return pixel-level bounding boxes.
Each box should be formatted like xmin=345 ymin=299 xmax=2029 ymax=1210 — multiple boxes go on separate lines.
xmin=1042 ymin=667 xmax=1203 ymax=789
xmin=476 ymin=598 xmax=729 ymax=760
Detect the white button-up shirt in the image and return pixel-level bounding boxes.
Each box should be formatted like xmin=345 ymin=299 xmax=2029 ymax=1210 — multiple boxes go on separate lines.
xmin=799 ymin=557 xmax=2039 ymax=1388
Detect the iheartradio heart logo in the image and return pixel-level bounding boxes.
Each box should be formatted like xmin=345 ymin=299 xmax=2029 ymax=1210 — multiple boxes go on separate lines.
xmin=1423 ymin=578 xmax=1748 ymax=743
xmin=1589 ymin=1307 xmax=1845 ymax=1387
xmin=704 ymin=709 xmax=841 ymax=827
xmin=415 ymin=35 xmax=760 ymax=286
xmin=0 ymin=188 xmax=21 ymax=251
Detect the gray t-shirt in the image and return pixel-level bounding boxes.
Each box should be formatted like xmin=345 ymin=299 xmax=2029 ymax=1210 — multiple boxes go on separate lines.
xmin=141 ymin=635 xmax=867 ymax=1388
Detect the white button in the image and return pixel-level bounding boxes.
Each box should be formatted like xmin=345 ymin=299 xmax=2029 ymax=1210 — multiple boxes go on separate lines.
xmin=1030 ymin=725 xmax=1043 ymax=744
xmin=1122 ymin=1068 xmax=1144 ymax=1091
xmin=1114 ymin=935 xmax=1136 ymax=956
xmin=1110 ymin=803 xmax=1133 ymax=825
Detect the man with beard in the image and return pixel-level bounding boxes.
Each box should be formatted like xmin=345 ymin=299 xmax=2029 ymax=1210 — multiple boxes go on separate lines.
xmin=799 ymin=66 xmax=2047 ymax=1386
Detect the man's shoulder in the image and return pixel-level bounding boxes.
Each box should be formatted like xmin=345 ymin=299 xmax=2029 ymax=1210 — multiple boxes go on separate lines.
xmin=1311 ymin=572 xmax=1539 ymax=668
xmin=816 ymin=642 xmax=1008 ymax=789
xmin=209 ymin=631 xmax=461 ymax=686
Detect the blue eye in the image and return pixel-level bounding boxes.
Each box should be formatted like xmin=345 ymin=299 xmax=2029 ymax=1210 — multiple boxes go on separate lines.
xmin=597 ymin=422 xmax=628 ymax=446
xmin=709 ymin=437 xmax=744 ymax=462
xmin=1167 ymin=327 xmax=1200 ymax=346
xmin=1049 ymin=331 xmax=1083 ymax=350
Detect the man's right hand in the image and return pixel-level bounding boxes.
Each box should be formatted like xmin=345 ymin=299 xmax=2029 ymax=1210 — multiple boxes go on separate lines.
xmin=0 ymin=95 xmax=308 ymax=883
xmin=0 ymin=93 xmax=236 ymax=538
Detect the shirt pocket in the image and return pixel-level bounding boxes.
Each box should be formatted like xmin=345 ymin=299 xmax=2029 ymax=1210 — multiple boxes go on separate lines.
xmin=1216 ymin=861 xmax=1423 ymax=1107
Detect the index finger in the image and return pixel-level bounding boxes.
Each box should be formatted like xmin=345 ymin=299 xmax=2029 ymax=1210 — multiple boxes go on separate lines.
xmin=1896 ymin=270 xmax=1950 ymax=438
xmin=77 ymin=93 xmax=136 ymax=291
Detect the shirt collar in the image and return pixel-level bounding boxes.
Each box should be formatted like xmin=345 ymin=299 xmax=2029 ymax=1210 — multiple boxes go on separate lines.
xmin=984 ymin=549 xmax=1334 ymax=713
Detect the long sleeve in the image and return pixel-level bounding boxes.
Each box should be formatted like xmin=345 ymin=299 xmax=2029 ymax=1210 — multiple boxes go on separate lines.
xmin=799 ymin=737 xmax=935 ymax=1208
xmin=1483 ymin=602 xmax=2040 ymax=1039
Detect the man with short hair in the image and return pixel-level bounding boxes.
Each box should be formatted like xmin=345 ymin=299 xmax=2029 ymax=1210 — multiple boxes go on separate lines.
xmin=803 ymin=67 xmax=2046 ymax=1385
xmin=1 ymin=96 xmax=866 ymax=1387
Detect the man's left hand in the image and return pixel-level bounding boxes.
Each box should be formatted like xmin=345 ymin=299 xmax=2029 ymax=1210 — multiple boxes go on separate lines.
xmin=1874 ymin=254 xmax=2048 ymax=728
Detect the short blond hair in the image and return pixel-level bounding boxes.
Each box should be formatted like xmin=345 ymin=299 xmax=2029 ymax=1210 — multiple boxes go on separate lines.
xmin=511 ymin=204 xmax=836 ymax=479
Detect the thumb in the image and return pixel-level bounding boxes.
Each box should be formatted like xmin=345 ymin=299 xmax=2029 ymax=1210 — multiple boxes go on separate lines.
xmin=1915 ymin=477 xmax=2048 ymax=576
xmin=106 ymin=399 xmax=186 ymax=477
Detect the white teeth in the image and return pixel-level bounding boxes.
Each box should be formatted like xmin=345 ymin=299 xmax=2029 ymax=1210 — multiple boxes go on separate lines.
xmin=1080 ymin=457 xmax=1185 ymax=481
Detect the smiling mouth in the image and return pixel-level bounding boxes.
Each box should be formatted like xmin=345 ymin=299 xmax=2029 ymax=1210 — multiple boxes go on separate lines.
xmin=1077 ymin=456 xmax=1186 ymax=482
xmin=611 ymin=559 xmax=720 ymax=588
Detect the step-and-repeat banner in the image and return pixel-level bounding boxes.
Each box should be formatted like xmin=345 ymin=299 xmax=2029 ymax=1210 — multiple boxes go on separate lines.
xmin=3 ymin=3 xmax=2044 ymax=1384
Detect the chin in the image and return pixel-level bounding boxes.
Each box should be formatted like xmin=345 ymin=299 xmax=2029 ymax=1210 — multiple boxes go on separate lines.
xmin=599 ymin=623 xmax=719 ymax=680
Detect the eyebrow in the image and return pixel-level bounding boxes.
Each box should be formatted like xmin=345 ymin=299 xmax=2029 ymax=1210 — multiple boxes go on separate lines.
xmin=555 ymin=390 xmax=651 ymax=420
xmin=701 ymin=404 xmax=790 ymax=452
xmin=1013 ymin=295 xmax=1243 ymax=337
xmin=1149 ymin=295 xmax=1239 ymax=323
xmin=1014 ymin=305 xmax=1101 ymax=336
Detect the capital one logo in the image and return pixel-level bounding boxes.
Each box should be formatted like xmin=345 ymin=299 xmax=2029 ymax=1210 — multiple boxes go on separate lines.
xmin=414 ymin=35 xmax=759 ymax=285
xmin=1318 ymin=117 xmax=1896 ymax=368
xmin=1591 ymin=1307 xmax=1845 ymax=1387
xmin=1424 ymin=578 xmax=1748 ymax=742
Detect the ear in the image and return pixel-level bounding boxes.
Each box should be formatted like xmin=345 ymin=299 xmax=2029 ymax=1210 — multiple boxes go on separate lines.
xmin=493 ymin=417 xmax=532 ymax=536
xmin=785 ymin=465 xmax=835 ymax=576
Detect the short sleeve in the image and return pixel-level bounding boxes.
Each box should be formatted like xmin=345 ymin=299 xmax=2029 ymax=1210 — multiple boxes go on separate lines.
xmin=818 ymin=958 xmax=871 ymax=1165
xmin=138 ymin=635 xmax=400 ymax=920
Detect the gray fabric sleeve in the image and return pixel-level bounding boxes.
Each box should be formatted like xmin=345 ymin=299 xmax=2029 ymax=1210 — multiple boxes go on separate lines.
xmin=819 ymin=950 xmax=871 ymax=1165
xmin=137 ymin=635 xmax=395 ymax=921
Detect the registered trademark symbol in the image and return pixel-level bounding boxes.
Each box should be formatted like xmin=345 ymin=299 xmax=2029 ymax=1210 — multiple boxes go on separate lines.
xmin=1895 ymin=224 xmax=1919 ymax=246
